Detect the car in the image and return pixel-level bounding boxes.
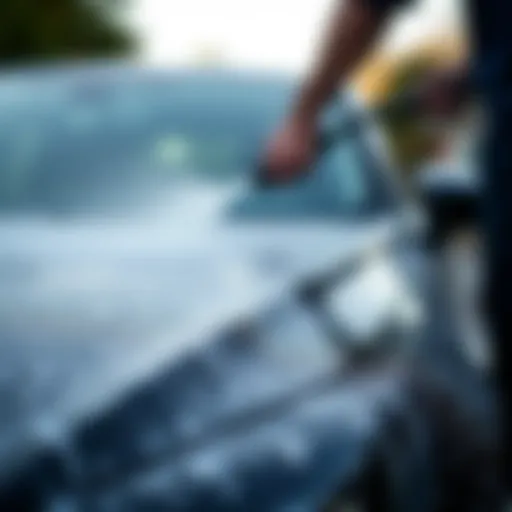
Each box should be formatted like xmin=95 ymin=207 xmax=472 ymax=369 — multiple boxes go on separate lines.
xmin=0 ymin=64 xmax=498 ymax=511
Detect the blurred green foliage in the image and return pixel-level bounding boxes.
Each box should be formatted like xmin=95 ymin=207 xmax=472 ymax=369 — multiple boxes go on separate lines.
xmin=0 ymin=0 xmax=135 ymax=63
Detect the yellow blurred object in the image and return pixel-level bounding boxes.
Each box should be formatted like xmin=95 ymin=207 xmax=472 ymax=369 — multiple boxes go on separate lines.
xmin=352 ymin=32 xmax=469 ymax=175
xmin=354 ymin=33 xmax=468 ymax=105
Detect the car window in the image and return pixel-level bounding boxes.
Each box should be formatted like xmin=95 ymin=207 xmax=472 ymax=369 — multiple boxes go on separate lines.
xmin=0 ymin=77 xmax=287 ymax=216
xmin=0 ymin=73 xmax=394 ymax=220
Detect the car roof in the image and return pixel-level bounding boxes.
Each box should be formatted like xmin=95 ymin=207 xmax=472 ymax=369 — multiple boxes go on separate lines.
xmin=0 ymin=61 xmax=366 ymax=123
xmin=0 ymin=60 xmax=298 ymax=91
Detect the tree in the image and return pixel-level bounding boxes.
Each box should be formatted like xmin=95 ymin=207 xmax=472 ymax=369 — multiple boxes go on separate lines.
xmin=0 ymin=0 xmax=135 ymax=64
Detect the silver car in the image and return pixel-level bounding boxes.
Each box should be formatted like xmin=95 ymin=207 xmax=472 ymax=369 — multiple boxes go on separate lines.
xmin=0 ymin=65 xmax=497 ymax=511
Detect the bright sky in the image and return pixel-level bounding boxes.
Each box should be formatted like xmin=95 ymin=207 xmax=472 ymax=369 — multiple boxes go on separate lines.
xmin=130 ymin=0 xmax=463 ymax=70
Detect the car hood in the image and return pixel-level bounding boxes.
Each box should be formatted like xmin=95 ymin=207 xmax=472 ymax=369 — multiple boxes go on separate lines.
xmin=0 ymin=186 xmax=396 ymax=453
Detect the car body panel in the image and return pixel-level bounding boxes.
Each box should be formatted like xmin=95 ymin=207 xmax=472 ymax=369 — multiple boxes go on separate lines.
xmin=0 ymin=66 xmax=495 ymax=511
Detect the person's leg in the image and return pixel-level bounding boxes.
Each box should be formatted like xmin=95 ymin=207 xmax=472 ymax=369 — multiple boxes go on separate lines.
xmin=482 ymin=116 xmax=512 ymax=494
xmin=480 ymin=113 xmax=512 ymax=505
xmin=485 ymin=249 xmax=512 ymax=489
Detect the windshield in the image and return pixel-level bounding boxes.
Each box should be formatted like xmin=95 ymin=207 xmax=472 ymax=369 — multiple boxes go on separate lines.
xmin=0 ymin=71 xmax=386 ymax=219
xmin=0 ymin=73 xmax=285 ymax=215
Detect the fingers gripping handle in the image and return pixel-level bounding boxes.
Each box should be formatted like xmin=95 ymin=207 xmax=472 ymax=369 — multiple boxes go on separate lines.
xmin=256 ymin=90 xmax=421 ymax=189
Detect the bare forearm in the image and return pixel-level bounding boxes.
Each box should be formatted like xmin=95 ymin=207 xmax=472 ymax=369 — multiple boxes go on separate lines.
xmin=293 ymin=0 xmax=390 ymax=122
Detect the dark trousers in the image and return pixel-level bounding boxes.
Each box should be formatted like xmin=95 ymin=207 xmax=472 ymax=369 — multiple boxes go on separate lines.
xmin=486 ymin=259 xmax=511 ymax=485
xmin=485 ymin=247 xmax=512 ymax=489
xmin=482 ymin=117 xmax=512 ymax=492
